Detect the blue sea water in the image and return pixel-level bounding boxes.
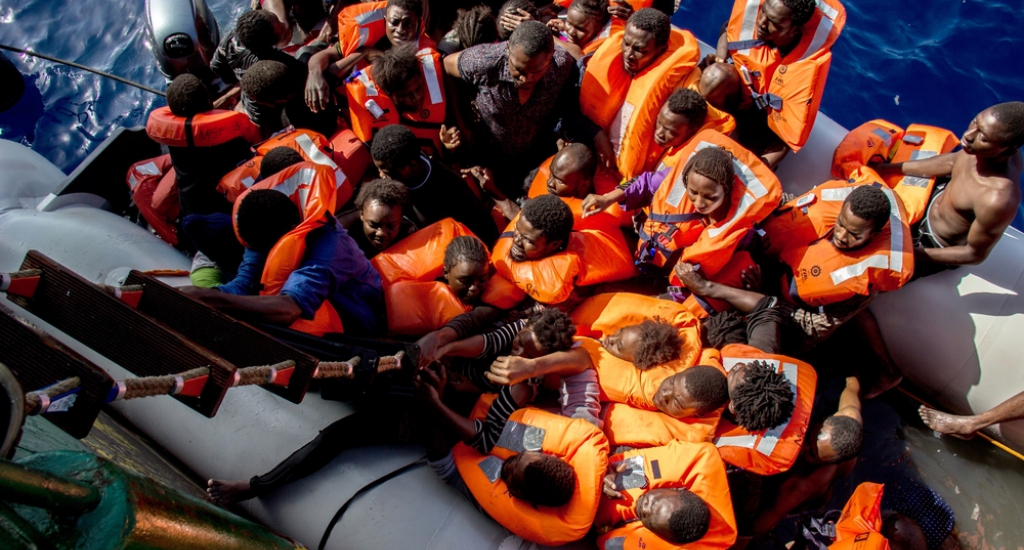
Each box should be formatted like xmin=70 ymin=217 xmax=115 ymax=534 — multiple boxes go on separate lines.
xmin=1 ymin=0 xmax=1023 ymax=222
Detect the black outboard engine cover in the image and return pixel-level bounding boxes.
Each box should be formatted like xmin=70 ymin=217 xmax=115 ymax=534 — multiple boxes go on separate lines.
xmin=146 ymin=0 xmax=220 ymax=85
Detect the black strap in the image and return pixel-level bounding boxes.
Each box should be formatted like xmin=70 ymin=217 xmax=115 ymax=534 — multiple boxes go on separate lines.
xmin=184 ymin=115 xmax=195 ymax=148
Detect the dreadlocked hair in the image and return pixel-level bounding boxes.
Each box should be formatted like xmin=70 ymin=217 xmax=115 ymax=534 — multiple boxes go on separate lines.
xmin=454 ymin=5 xmax=498 ymax=49
xmin=526 ymin=308 xmax=576 ymax=353
xmin=683 ymin=146 xmax=735 ymax=197
xmin=731 ymin=360 xmax=795 ymax=432
xmin=632 ymin=319 xmax=683 ymax=370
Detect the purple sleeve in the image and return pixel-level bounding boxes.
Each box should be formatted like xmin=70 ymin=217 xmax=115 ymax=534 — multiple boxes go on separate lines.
xmin=457 ymin=43 xmax=500 ymax=86
xmin=619 ymin=167 xmax=671 ymax=211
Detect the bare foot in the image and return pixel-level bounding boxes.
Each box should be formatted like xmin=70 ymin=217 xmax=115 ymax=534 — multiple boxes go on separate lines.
xmin=207 ymin=479 xmax=256 ymax=504
xmin=918 ymin=405 xmax=980 ymax=439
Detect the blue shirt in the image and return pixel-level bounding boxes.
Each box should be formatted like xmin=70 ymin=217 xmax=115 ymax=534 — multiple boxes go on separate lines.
xmin=218 ymin=219 xmax=385 ymax=335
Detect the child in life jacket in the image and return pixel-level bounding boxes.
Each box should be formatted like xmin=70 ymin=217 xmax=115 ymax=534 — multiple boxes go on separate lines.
xmin=338 ymin=177 xmax=417 ymax=259
xmin=416 ymin=310 xmax=606 ymax=544
xmin=545 ymin=0 xmax=620 ymax=62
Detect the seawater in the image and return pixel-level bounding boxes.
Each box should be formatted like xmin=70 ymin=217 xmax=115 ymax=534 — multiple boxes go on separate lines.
xmin=1 ymin=1 xmax=1022 ymax=185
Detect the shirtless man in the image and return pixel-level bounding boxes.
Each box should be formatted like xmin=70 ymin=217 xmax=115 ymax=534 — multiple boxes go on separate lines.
xmin=874 ymin=102 xmax=1024 ymax=275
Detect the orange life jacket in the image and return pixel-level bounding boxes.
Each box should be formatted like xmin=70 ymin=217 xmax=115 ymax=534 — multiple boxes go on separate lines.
xmin=831 ymin=120 xmax=958 ymax=226
xmin=725 ymin=0 xmax=846 ymax=151
xmin=583 ymin=338 xmax=723 ymax=411
xmin=145 ymin=106 xmax=262 ymax=149
xmin=603 ymin=402 xmax=720 ymax=448
xmin=453 ymin=405 xmax=610 ymax=545
xmin=680 ymin=67 xmax=737 ymax=137
xmin=582 ymin=27 xmax=701 ymax=179
xmin=218 ymin=129 xmax=356 ymax=212
xmin=570 ymin=292 xmax=703 ymax=365
xmin=638 ymin=130 xmax=782 ymax=273
xmin=712 ymin=344 xmax=816 ymax=475
xmin=673 ymin=250 xmax=755 ymax=319
xmin=527 ymin=155 xmax=630 ymax=231
xmin=370 ymin=218 xmax=525 ymax=334
xmin=830 ymin=483 xmax=891 ymax=550
xmin=491 ymin=217 xmax=635 ymax=305
xmin=554 ymin=0 xmax=653 ymax=9
xmin=763 ymin=169 xmax=914 ymax=307
xmin=345 ymin=47 xmax=446 ymax=156
xmin=595 ymin=441 xmax=738 ymax=550
xmin=232 ymin=162 xmax=344 ymax=336
xmin=336 ymin=1 xmax=435 ymax=57
xmin=126 ymin=154 xmax=180 ymax=246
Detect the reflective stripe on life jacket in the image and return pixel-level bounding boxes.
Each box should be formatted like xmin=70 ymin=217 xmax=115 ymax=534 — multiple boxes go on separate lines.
xmin=233 ymin=162 xmax=344 ymax=336
xmin=582 ymin=27 xmax=701 ymax=179
xmin=603 ymin=402 xmax=720 ymax=448
xmin=763 ymin=169 xmax=914 ymax=307
xmin=595 ymin=441 xmax=738 ymax=550
xmin=218 ymin=129 xmax=355 ymax=211
xmin=126 ymin=154 xmax=179 ymax=246
xmin=345 ymin=47 xmax=446 ymax=155
xmin=554 ymin=0 xmax=653 ymax=9
xmin=639 ymin=130 xmax=781 ymax=274
xmin=492 ymin=217 xmax=635 ymax=305
xmin=832 ymin=120 xmax=958 ymax=226
xmin=830 ymin=483 xmax=891 ymax=550
xmin=146 ymin=106 xmax=261 ymax=149
xmin=725 ymin=0 xmax=846 ymax=151
xmin=453 ymin=406 xmax=610 ymax=545
xmin=712 ymin=344 xmax=816 ymax=475
xmin=527 ymin=155 xmax=630 ymax=231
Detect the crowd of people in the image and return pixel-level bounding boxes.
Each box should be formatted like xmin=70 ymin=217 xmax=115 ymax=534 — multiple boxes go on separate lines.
xmin=124 ymin=0 xmax=1024 ymax=548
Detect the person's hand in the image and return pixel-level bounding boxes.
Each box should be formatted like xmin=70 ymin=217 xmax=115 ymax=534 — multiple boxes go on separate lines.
xmin=581 ymin=193 xmax=611 ymax=218
xmin=495 ymin=198 xmax=521 ymax=222
xmin=440 ymin=124 xmax=461 ymax=150
xmin=500 ymin=8 xmax=534 ymax=33
xmin=414 ymin=364 xmax=447 ymax=406
xmin=674 ymin=262 xmax=711 ymax=296
xmin=486 ymin=355 xmax=539 ymax=386
xmin=607 ymin=0 xmax=634 ymax=20
xmin=592 ymin=131 xmax=618 ymax=176
xmin=460 ymin=166 xmax=494 ymax=191
xmin=698 ymin=53 xmax=725 ymax=71
xmin=416 ymin=330 xmax=445 ymax=369
xmin=601 ymin=462 xmax=627 ymax=499
xmin=547 ymin=18 xmax=567 ymax=34
xmin=316 ymin=22 xmax=335 ymax=44
xmin=739 ymin=262 xmax=761 ymax=291
xmin=305 ymin=70 xmax=331 ymax=113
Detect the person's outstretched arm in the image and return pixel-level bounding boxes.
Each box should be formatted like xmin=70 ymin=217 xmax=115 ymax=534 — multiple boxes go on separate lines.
xmin=486 ymin=346 xmax=593 ymax=386
xmin=872 ymin=152 xmax=956 ymax=178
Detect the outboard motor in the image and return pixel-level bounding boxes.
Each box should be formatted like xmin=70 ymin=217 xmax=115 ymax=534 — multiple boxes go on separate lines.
xmin=146 ymin=0 xmax=220 ymax=85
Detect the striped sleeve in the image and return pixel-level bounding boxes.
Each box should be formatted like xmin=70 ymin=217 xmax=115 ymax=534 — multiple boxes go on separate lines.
xmin=467 ymin=386 xmax=520 ymax=454
xmin=478 ymin=319 xmax=528 ymax=359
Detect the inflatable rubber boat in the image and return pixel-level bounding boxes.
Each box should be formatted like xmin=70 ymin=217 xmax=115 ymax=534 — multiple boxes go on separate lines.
xmin=2 ymin=36 xmax=1024 ymax=550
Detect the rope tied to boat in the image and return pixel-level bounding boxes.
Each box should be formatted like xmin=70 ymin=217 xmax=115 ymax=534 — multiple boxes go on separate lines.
xmin=24 ymin=376 xmax=81 ymax=415
xmin=115 ymin=367 xmax=211 ymax=400
xmin=0 ymin=269 xmax=43 ymax=297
